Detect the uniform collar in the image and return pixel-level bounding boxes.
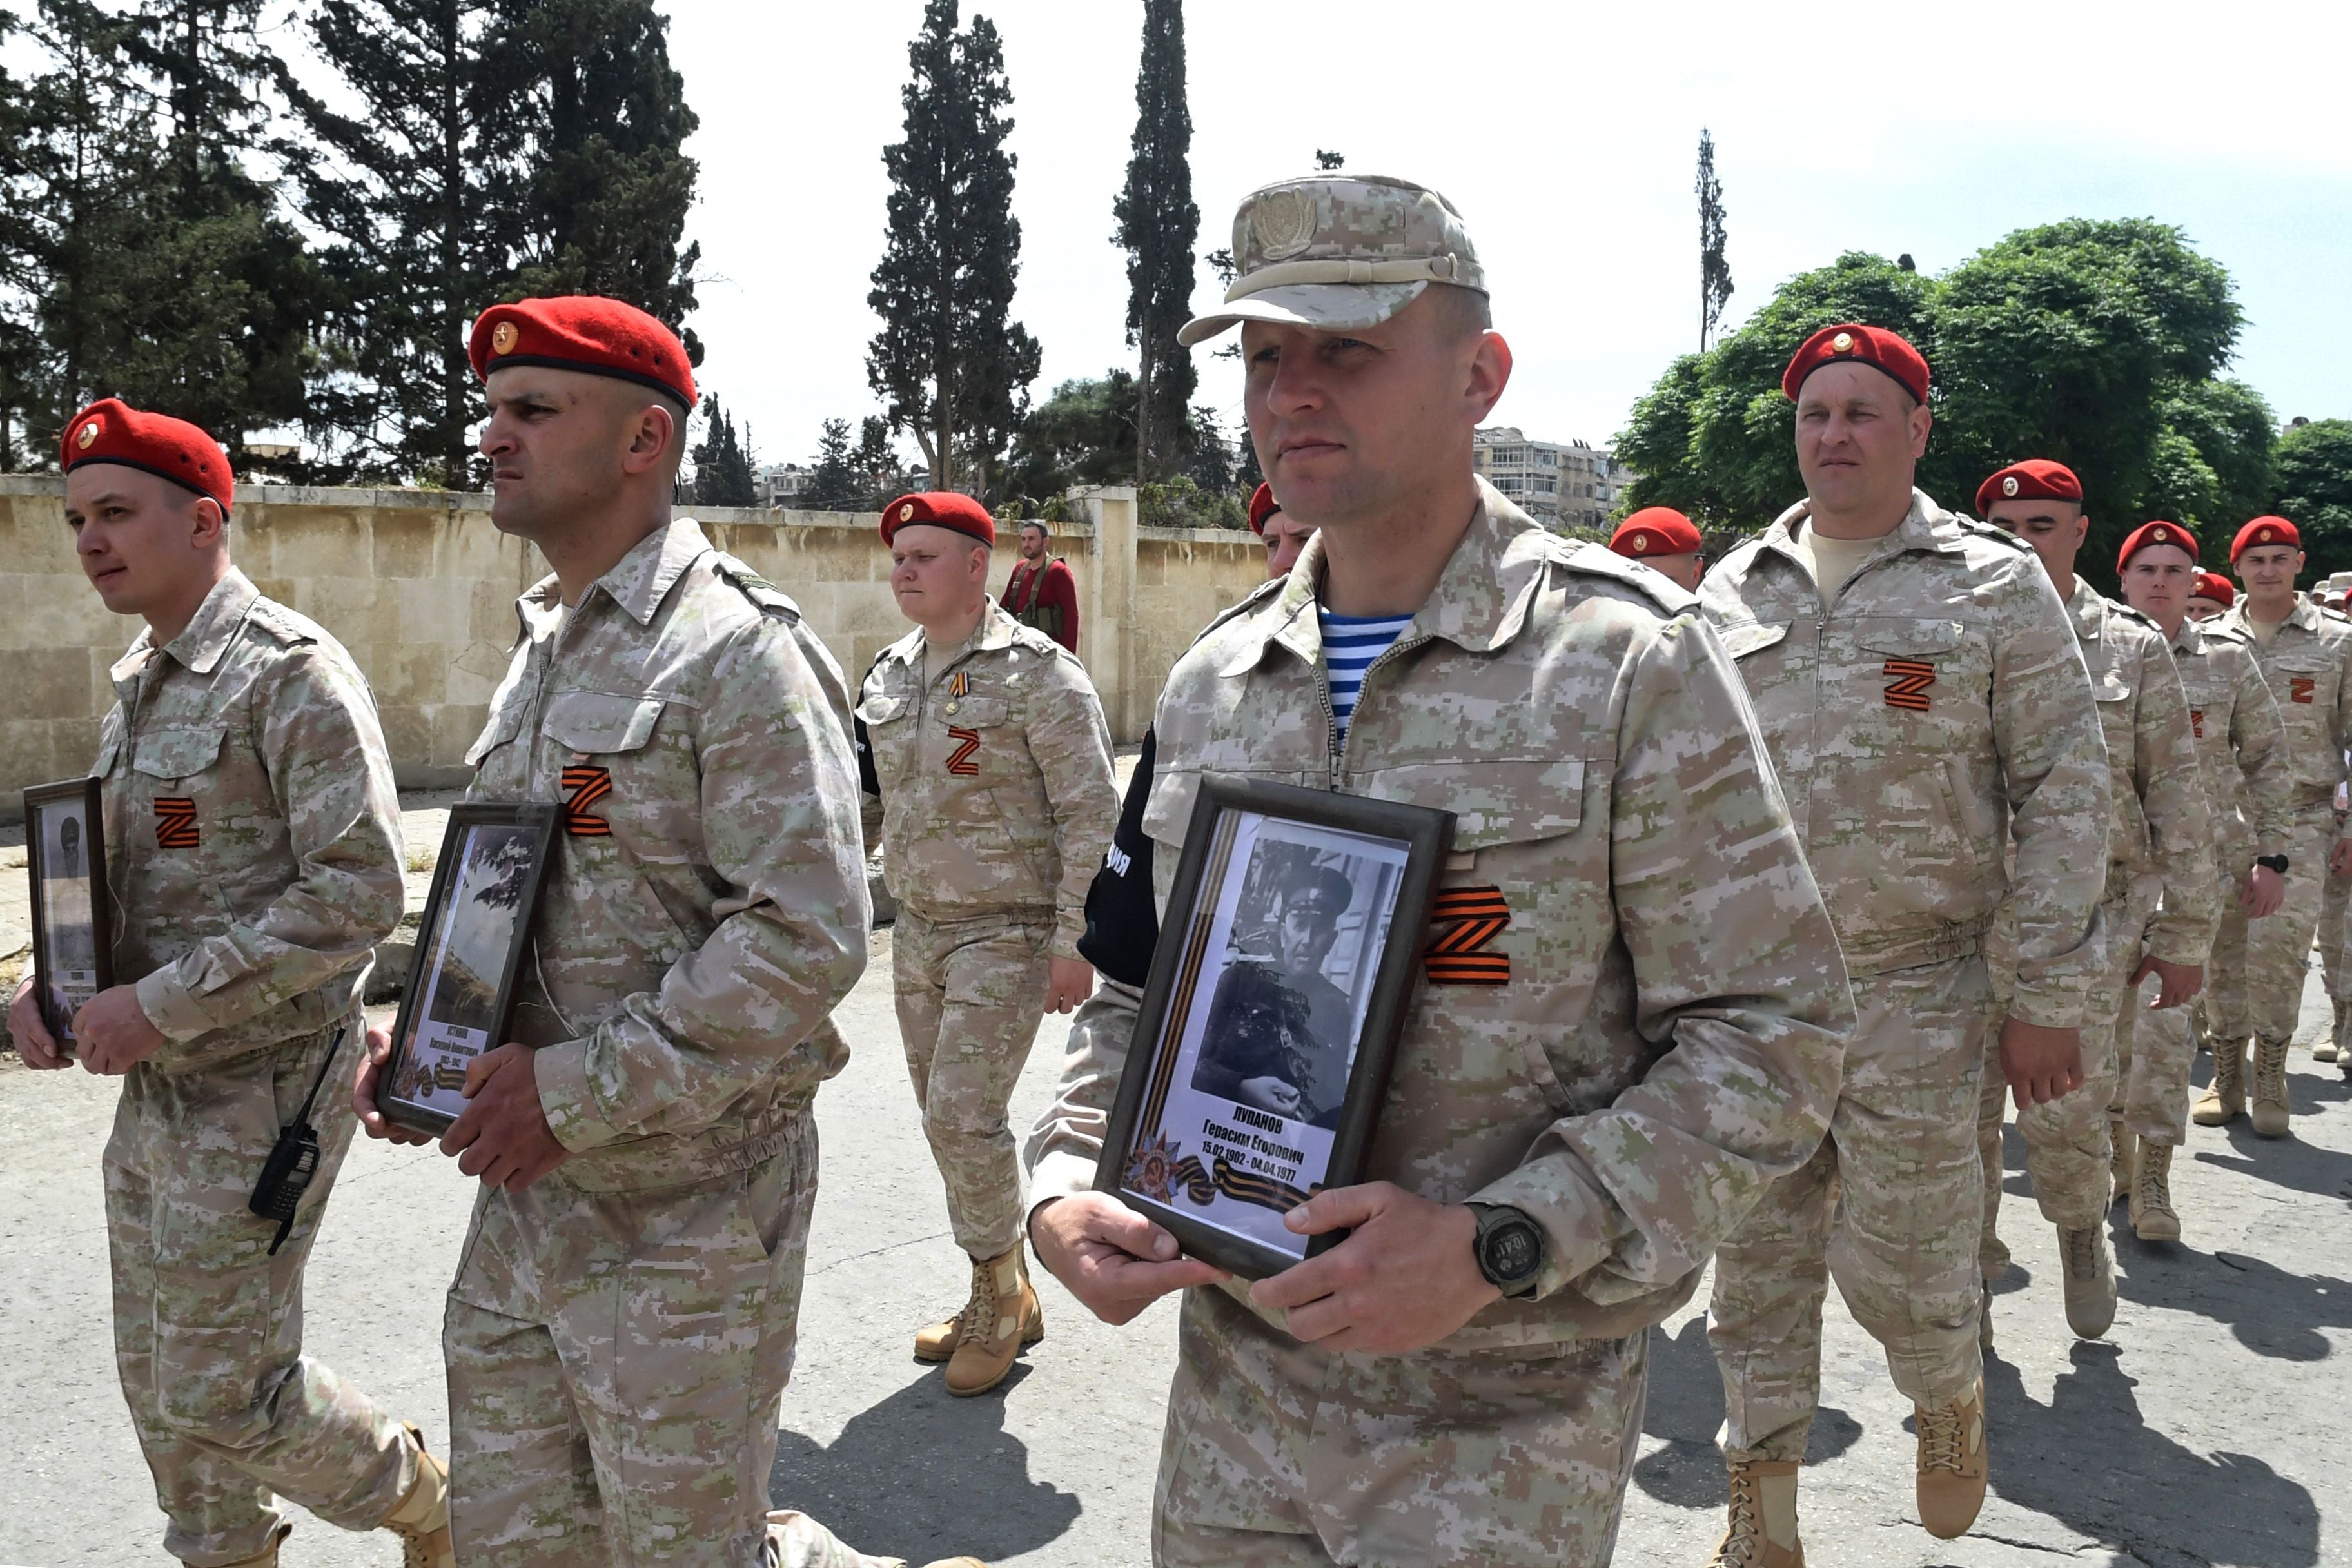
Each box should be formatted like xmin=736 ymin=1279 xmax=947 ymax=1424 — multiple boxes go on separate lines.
xmin=1240 ymin=477 xmax=1547 ymax=675
xmin=2066 ymin=575 xmax=2108 ymax=639
xmin=519 ymin=517 xmax=712 ymax=631
xmin=887 ymin=598 xmax=1018 ymax=671
xmin=2221 ymin=591 xmax=2317 ymax=639
xmin=2169 ymin=616 xmax=2205 ymax=656
xmin=115 ymin=566 xmax=259 ymax=682
xmin=1756 ymin=487 xmax=1964 ymax=573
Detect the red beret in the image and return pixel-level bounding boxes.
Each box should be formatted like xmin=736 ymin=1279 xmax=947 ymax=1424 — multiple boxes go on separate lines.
xmin=1610 ymin=507 xmax=1702 ymax=559
xmin=2116 ymin=520 xmax=2198 ymax=572
xmin=881 ymin=491 xmax=995 ymax=549
xmin=2231 ymin=515 xmax=2301 ymax=562
xmin=61 ymin=398 xmax=234 ymax=515
xmin=2192 ymin=571 xmax=2236 ymax=608
xmin=1782 ymin=323 xmax=1930 ymax=407
xmin=1975 ymin=459 xmax=2082 ymax=516
xmin=1248 ymin=483 xmax=1280 ymax=536
xmin=469 ymin=295 xmax=695 ymax=410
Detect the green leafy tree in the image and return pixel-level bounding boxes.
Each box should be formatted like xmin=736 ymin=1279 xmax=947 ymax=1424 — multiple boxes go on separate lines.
xmin=867 ymin=0 xmax=1041 ymax=498
xmin=2274 ymin=419 xmax=2352 ymax=578
xmin=852 ymin=415 xmax=910 ymax=509
xmin=688 ymin=395 xmax=754 ymax=506
xmin=1112 ymin=0 xmax=1197 ymax=484
xmin=1002 ymin=369 xmax=1137 ymax=506
xmin=804 ymin=417 xmax=860 ymax=511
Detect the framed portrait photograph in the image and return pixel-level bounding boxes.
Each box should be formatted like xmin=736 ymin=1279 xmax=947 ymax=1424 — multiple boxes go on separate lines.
xmin=375 ymin=803 xmax=558 ymax=1137
xmin=1095 ymin=775 xmax=1453 ymax=1279
xmin=22 ymin=777 xmax=115 ymax=1052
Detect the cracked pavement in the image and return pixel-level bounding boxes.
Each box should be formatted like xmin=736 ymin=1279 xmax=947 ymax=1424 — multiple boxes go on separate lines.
xmin=1 ymin=796 xmax=2345 ymax=1566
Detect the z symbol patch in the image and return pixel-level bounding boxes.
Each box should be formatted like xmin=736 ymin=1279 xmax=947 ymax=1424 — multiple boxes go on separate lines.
xmin=1425 ymin=886 xmax=1511 ymax=986
xmin=560 ymin=765 xmax=613 ymax=836
xmin=153 ymin=797 xmax=199 ymax=848
xmin=1883 ymin=658 xmax=1936 ymax=711
xmin=2190 ymin=709 xmax=2205 ymax=739
xmin=2290 ymin=677 xmax=2317 ymax=705
xmin=946 ymin=727 xmax=982 ymax=776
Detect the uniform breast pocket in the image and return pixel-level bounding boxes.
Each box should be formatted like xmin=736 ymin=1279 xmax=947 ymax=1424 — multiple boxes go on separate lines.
xmin=934 ymin=695 xmax=1012 ymax=782
xmin=1845 ymin=616 xmax=1997 ymax=870
xmin=538 ymin=690 xmax=685 ymax=850
xmin=2271 ymin=658 xmax=2333 ymax=714
xmin=130 ymin=728 xmax=226 ymax=851
xmin=854 ymin=691 xmax=914 ymax=789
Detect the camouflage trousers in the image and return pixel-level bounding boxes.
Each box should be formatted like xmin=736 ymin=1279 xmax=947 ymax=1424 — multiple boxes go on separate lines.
xmin=2110 ymin=868 xmax=2236 ymax=1147
xmin=1709 ymin=956 xmax=1990 ymax=1462
xmin=443 ymin=1115 xmax=897 ymax=1567
xmin=103 ymin=1020 xmax=414 ymax=1567
xmin=2204 ymin=848 xmax=2252 ymax=1044
xmin=2211 ymin=803 xmax=2337 ymax=1041
xmin=1975 ymin=872 xmax=2155 ymax=1270
xmin=892 ymin=906 xmax=1054 ymax=1259
xmin=2320 ymin=839 xmax=2351 ymax=997
xmin=1152 ymin=1283 xmax=1647 ymax=1567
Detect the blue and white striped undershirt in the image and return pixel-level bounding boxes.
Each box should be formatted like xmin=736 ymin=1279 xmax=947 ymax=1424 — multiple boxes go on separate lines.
xmin=1318 ymin=608 xmax=1415 ymax=749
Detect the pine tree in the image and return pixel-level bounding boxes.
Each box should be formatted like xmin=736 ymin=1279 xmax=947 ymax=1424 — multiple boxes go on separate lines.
xmin=854 ymin=415 xmax=906 ymax=507
xmin=1696 ymin=128 xmax=1732 ymax=353
xmin=1112 ymin=0 xmax=1197 ymax=485
xmin=867 ymin=0 xmax=1041 ymax=497
xmin=805 ymin=418 xmax=860 ymax=510
xmin=277 ymin=0 xmax=518 ymax=483
xmin=688 ymin=394 xmax=754 ymax=506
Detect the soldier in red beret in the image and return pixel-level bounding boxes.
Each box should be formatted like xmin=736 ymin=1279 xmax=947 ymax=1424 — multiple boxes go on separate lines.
xmin=1003 ymin=519 xmax=1082 ymax=653
xmin=353 ymin=296 xmax=981 ymax=1568
xmin=2187 ymin=570 xmax=2235 ymax=620
xmin=1249 ymin=482 xmax=1318 ymax=578
xmin=2203 ymin=513 xmax=2352 ymax=1130
xmin=1607 ymin=506 xmax=1704 ymax=591
xmin=10 ymin=402 xmax=449 ymax=1565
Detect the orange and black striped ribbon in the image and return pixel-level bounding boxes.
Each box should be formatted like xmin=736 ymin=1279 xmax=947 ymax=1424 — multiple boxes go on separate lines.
xmin=1426 ymin=885 xmax=1511 ymax=986
xmin=560 ymin=765 xmax=613 ymax=836
xmin=945 ymin=727 xmax=981 ymax=776
xmin=153 ymin=797 xmax=199 ymax=848
xmin=1168 ymin=1153 xmax=1317 ymax=1215
xmin=1883 ymin=658 xmax=1936 ymax=711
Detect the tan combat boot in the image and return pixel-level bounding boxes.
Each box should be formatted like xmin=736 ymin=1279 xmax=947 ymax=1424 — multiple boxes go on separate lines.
xmin=917 ymin=1249 xmax=1048 ymax=1366
xmin=2193 ymin=1037 xmax=2246 ymax=1126
xmin=2130 ymin=1140 xmax=2181 ymax=1242
xmin=382 ymin=1423 xmax=453 ymax=1568
xmin=2057 ymin=1222 xmax=2117 ymax=1338
xmin=2108 ymin=1122 xmax=2135 ymax=1205
xmin=1705 ymin=1456 xmax=1805 ymax=1567
xmin=2318 ymin=998 xmax=2347 ymax=1063
xmin=1914 ymin=1379 xmax=1987 ymax=1539
xmin=943 ymin=1246 xmax=1043 ymax=1397
xmin=2249 ymin=1035 xmax=2293 ymax=1138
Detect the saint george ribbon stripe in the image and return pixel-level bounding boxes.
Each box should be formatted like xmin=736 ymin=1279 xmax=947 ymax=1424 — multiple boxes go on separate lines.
xmin=1883 ymin=658 xmax=1936 ymax=711
xmin=1426 ymin=885 xmax=1511 ymax=985
xmin=1168 ymin=1153 xmax=1318 ymax=1215
xmin=560 ymin=765 xmax=613 ymax=836
xmin=945 ymin=727 xmax=982 ymax=776
xmin=153 ymin=796 xmax=199 ymax=848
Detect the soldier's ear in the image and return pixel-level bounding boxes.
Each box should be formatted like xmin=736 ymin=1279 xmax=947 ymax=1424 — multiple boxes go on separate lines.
xmin=190 ymin=495 xmax=228 ymax=550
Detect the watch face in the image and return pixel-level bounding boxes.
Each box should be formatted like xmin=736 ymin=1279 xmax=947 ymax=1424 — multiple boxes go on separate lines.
xmin=1487 ymin=1220 xmax=1541 ymax=1282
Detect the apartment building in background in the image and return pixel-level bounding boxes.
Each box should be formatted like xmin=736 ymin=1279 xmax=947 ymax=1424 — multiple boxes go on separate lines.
xmin=1473 ymin=426 xmax=1637 ymax=534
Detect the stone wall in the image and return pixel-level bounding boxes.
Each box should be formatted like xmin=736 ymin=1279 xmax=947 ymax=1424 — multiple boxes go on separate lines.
xmin=0 ymin=476 xmax=1262 ymax=812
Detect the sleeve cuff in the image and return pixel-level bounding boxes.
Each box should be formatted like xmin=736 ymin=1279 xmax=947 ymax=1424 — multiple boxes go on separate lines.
xmin=533 ymin=1039 xmax=625 ymax=1153
xmin=2004 ymin=982 xmax=2086 ymax=1032
xmin=1028 ymin=1148 xmax=1100 ymax=1208
xmin=134 ymin=967 xmax=215 ymax=1042
xmin=1466 ymin=1168 xmax=1610 ymax=1303
xmin=1051 ymin=910 xmax=1087 ymax=963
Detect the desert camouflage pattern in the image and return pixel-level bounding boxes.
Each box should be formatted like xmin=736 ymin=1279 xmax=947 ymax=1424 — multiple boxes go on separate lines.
xmin=2322 ymin=864 xmax=2349 ymax=997
xmin=1150 ymin=1285 xmax=1647 ymax=1566
xmin=95 ymin=567 xmax=404 ymax=1073
xmin=2212 ymin=593 xmax=2352 ymax=1031
xmin=857 ymin=599 xmax=1117 ymax=961
xmin=1179 ymin=173 xmax=1484 ymax=346
xmin=447 ymin=519 xmax=879 ymax=1563
xmin=1710 ymin=956 xmax=1996 ymax=1461
xmin=1979 ymin=872 xmax=2160 ymax=1272
xmin=1030 ymin=480 xmax=1854 ymax=1353
xmin=105 ymin=1021 xmax=415 ymax=1566
xmin=893 ymin=908 xmax=1054 ymax=1257
xmin=461 ymin=519 xmax=870 ymax=1191
xmin=2112 ymin=877 xmax=2226 ymax=1144
xmin=1696 ymin=491 xmax=2110 ymax=1022
xmin=2167 ymin=617 xmax=2291 ymax=874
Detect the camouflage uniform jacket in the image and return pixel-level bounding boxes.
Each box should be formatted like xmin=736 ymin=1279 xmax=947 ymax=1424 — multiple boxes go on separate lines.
xmin=1698 ymin=491 xmax=2109 ymax=1028
xmin=95 ymin=567 xmax=403 ymax=1075
xmin=1032 ymin=480 xmax=1854 ymax=1350
xmin=2166 ymin=616 xmax=2290 ymax=870
xmin=2215 ymin=593 xmax=2352 ymax=845
xmin=2065 ymin=579 xmax=2218 ymax=962
xmin=855 ymin=600 xmax=1116 ymax=960
xmin=464 ymin=520 xmax=870 ymax=1193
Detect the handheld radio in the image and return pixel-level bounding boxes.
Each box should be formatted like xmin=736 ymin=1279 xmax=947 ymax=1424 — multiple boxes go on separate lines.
xmin=248 ymin=1024 xmax=348 ymax=1256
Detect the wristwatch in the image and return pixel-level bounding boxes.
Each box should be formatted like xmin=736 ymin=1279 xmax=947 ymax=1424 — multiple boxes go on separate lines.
xmin=1465 ymin=1202 xmax=1544 ymax=1298
xmin=2255 ymin=854 xmax=2289 ymax=874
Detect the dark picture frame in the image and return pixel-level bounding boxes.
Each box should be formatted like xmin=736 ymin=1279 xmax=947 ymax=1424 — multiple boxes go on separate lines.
xmin=22 ymin=776 xmax=115 ymax=1052
xmin=375 ymin=803 xmax=558 ymax=1137
xmin=1094 ymin=774 xmax=1453 ymax=1280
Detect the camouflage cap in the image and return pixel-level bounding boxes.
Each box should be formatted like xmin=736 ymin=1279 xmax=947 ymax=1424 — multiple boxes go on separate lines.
xmin=1176 ymin=174 xmax=1485 ymax=347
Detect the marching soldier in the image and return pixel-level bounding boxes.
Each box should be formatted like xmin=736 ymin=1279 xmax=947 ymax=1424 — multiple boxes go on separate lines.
xmin=2203 ymin=516 xmax=2352 ymax=1137
xmin=1608 ymin=506 xmax=1706 ymax=591
xmin=7 ymin=402 xmax=447 ymax=1567
xmin=1699 ymin=328 xmax=2110 ymax=1555
xmin=1970 ymin=484 xmax=2215 ymax=1346
xmin=2186 ymin=570 xmax=2234 ymax=622
xmin=1002 ymin=518 xmax=1081 ymax=653
xmin=349 ymin=297 xmax=979 ymax=1568
xmin=856 ymin=491 xmax=1117 ymax=1396
xmin=2112 ymin=520 xmax=2289 ymax=1240
xmin=1025 ymin=172 xmax=1851 ymax=1568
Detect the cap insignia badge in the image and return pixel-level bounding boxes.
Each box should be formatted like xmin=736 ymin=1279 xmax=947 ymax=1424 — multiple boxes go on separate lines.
xmin=491 ymin=321 xmax=520 ymax=355
xmin=1251 ymin=187 xmax=1316 ymax=262
xmin=1631 ymin=533 xmax=1649 ymax=551
xmin=899 ymin=503 xmax=915 ymax=522
xmin=2002 ymin=476 xmax=2020 ymax=498
xmin=2154 ymin=527 xmax=2169 ymax=542
xmin=1831 ymin=331 xmax=1856 ymax=353
xmin=75 ymin=420 xmax=98 ymax=450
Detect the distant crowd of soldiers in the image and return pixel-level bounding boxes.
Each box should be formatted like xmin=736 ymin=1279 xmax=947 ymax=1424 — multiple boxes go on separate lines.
xmin=9 ymin=170 xmax=2344 ymax=1568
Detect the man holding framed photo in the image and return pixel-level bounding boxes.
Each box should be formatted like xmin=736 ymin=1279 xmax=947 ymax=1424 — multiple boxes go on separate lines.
xmin=7 ymin=402 xmax=445 ymax=1568
xmin=1023 ymin=173 xmax=1853 ymax=1567
xmin=349 ymin=297 xmax=980 ymax=1568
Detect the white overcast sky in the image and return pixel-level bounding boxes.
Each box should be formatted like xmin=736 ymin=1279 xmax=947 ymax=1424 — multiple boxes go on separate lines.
xmin=667 ymin=0 xmax=2352 ymax=475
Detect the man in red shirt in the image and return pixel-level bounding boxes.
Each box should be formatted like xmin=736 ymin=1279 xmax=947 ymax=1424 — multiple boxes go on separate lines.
xmin=1004 ymin=520 xmax=1081 ymax=653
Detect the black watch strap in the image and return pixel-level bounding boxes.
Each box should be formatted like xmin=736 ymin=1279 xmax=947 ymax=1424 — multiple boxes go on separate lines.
xmin=1467 ymin=1202 xmax=1544 ymax=1298
xmin=2256 ymin=854 xmax=2289 ymax=874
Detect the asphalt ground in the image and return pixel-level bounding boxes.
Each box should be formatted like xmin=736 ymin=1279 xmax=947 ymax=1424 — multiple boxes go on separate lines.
xmin=3 ymin=801 xmax=2346 ymax=1566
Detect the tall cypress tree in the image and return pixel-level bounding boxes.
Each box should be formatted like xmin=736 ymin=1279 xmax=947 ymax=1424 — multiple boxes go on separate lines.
xmin=278 ymin=0 xmax=517 ymax=483
xmin=867 ymin=0 xmax=1040 ymax=497
xmin=1112 ymin=0 xmax=1197 ymax=486
xmin=1696 ymin=128 xmax=1732 ymax=353
xmin=688 ymin=394 xmax=755 ymax=506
